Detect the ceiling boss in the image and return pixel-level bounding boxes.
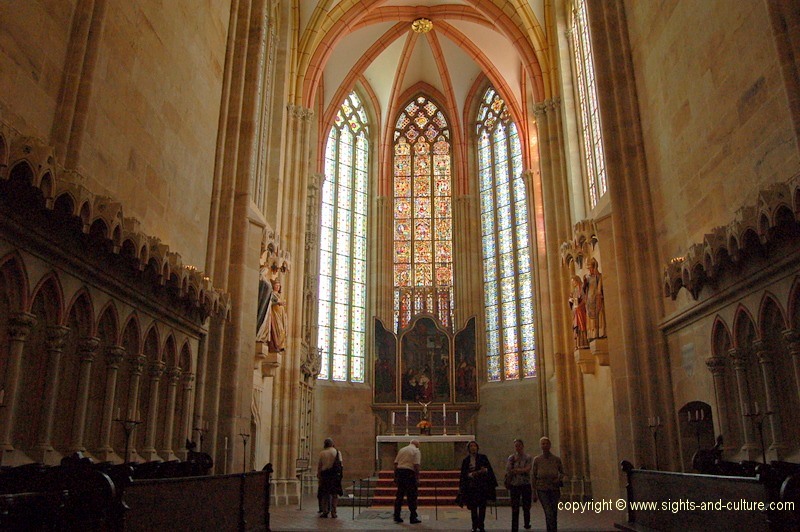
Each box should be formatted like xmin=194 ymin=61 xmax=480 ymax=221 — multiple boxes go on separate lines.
xmin=411 ymin=17 xmax=433 ymax=33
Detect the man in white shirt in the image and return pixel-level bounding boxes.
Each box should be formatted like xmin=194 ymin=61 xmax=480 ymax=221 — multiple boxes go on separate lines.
xmin=393 ymin=439 xmax=421 ymax=524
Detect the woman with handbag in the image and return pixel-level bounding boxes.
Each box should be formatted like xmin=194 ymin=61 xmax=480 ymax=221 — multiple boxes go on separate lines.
xmin=457 ymin=441 xmax=497 ymax=532
xmin=317 ymin=438 xmax=343 ymax=518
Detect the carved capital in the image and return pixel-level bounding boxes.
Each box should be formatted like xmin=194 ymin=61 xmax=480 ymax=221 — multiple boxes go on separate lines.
xmin=129 ymin=354 xmax=148 ymax=375
xmin=45 ymin=325 xmax=70 ymax=351
xmin=149 ymin=361 xmax=167 ymax=379
xmin=167 ymin=366 xmax=182 ymax=383
xmin=287 ymin=104 xmax=314 ymax=121
xmin=753 ymin=340 xmax=772 ymax=364
xmin=105 ymin=345 xmax=126 ymax=367
xmin=78 ymin=337 xmax=101 ymax=361
xmin=532 ymin=97 xmax=561 ymax=117
xmin=783 ymin=330 xmax=800 ymax=354
xmin=705 ymin=355 xmax=727 ymax=375
xmin=182 ymin=372 xmax=195 ymax=387
xmin=728 ymin=347 xmax=748 ymax=370
xmin=8 ymin=312 xmax=37 ymax=341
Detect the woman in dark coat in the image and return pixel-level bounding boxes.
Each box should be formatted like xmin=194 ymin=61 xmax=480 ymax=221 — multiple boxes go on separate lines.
xmin=458 ymin=440 xmax=498 ymax=532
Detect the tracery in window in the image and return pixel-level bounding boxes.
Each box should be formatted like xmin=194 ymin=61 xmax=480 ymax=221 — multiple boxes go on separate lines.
xmin=318 ymin=92 xmax=368 ymax=382
xmin=393 ymin=95 xmax=454 ymax=331
xmin=477 ymin=87 xmax=536 ymax=381
xmin=571 ymin=0 xmax=607 ymax=209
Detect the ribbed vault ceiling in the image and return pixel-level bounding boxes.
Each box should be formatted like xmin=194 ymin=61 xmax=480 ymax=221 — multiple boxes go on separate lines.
xmin=299 ymin=0 xmax=547 ymax=136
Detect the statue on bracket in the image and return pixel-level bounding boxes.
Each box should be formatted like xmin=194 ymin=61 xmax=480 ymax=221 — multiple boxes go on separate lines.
xmin=569 ymin=275 xmax=589 ymax=349
xmin=583 ymin=258 xmax=605 ymax=340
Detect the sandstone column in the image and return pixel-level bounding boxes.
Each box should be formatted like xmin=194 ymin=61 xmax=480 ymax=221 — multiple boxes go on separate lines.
xmin=784 ymin=330 xmax=800 ymax=407
xmin=729 ymin=348 xmax=758 ymax=457
xmin=141 ymin=361 xmax=166 ymax=460
xmin=0 ymin=313 xmax=37 ymax=453
xmin=159 ymin=366 xmax=182 ymax=459
xmin=754 ymin=340 xmax=786 ymax=459
xmin=34 ymin=325 xmax=70 ymax=461
xmin=71 ymin=336 xmax=100 ymax=452
xmin=705 ymin=356 xmax=733 ymax=452
xmin=97 ymin=345 xmax=126 ymax=458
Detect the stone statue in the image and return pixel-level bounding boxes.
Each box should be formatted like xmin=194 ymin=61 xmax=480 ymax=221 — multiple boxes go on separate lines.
xmin=582 ymin=258 xmax=606 ymax=340
xmin=569 ymin=274 xmax=589 ymax=349
xmin=256 ymin=258 xmax=273 ymax=343
xmin=267 ymin=278 xmax=287 ymax=353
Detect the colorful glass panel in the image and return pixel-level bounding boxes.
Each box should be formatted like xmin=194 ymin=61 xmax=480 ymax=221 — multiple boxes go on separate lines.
xmin=477 ymin=86 xmax=537 ymax=381
xmin=318 ymin=91 xmax=369 ymax=382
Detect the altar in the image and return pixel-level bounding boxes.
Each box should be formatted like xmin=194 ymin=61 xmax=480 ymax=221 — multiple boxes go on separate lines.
xmin=376 ymin=434 xmax=476 ymax=471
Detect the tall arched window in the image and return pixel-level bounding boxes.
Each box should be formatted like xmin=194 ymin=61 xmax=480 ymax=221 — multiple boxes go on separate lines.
xmin=570 ymin=0 xmax=607 ymax=209
xmin=317 ymin=92 xmax=369 ymax=382
xmin=477 ymin=87 xmax=536 ymax=381
xmin=393 ymin=95 xmax=454 ymax=331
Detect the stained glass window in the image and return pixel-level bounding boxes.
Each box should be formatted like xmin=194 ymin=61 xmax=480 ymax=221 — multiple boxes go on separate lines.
xmin=571 ymin=0 xmax=607 ymax=209
xmin=318 ymin=92 xmax=368 ymax=382
xmin=477 ymin=87 xmax=537 ymax=381
xmin=393 ymin=95 xmax=454 ymax=331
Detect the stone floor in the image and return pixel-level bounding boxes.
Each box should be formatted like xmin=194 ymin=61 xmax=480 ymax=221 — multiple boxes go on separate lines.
xmin=268 ymin=494 xmax=624 ymax=531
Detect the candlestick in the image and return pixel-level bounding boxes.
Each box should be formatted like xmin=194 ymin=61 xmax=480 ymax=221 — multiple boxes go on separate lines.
xmin=406 ymin=403 xmax=409 ymax=417
xmin=443 ymin=403 xmax=446 ymax=417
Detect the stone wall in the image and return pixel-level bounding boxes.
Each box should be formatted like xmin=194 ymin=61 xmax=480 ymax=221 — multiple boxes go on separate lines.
xmin=0 ymin=0 xmax=231 ymax=267
xmin=623 ymin=0 xmax=799 ymax=260
xmin=313 ymin=382 xmax=375 ymax=482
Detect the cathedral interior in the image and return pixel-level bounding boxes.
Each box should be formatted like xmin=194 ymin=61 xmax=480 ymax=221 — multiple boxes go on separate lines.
xmin=0 ymin=0 xmax=799 ymax=523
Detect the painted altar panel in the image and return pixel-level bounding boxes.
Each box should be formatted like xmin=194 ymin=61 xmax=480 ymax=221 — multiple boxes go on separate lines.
xmin=400 ymin=316 xmax=451 ymax=403
xmin=374 ymin=318 xmax=397 ymax=403
xmin=455 ymin=317 xmax=478 ymax=402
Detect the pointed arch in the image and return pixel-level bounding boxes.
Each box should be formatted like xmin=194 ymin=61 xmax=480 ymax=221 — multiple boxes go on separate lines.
xmin=732 ymin=305 xmax=757 ymax=349
xmin=711 ymin=316 xmax=732 ymax=358
xmin=65 ymin=288 xmax=95 ymax=338
xmin=790 ymin=277 xmax=800 ymax=331
xmin=30 ymin=272 xmax=65 ymax=326
xmin=163 ymin=334 xmax=178 ymax=367
xmin=758 ymin=293 xmax=788 ymax=337
xmin=143 ymin=325 xmax=161 ymax=362
xmin=0 ymin=251 xmax=29 ymax=311
xmin=122 ymin=313 xmax=142 ymax=356
xmin=97 ymin=302 xmax=120 ymax=346
xmin=179 ymin=341 xmax=193 ymax=373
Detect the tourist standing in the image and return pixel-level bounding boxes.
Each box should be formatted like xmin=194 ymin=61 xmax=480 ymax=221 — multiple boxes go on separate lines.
xmin=532 ymin=436 xmax=565 ymax=531
xmin=506 ymin=438 xmax=533 ymax=531
xmin=317 ymin=438 xmax=343 ymax=518
xmin=393 ymin=439 xmax=422 ymax=524
xmin=458 ymin=440 xmax=497 ymax=532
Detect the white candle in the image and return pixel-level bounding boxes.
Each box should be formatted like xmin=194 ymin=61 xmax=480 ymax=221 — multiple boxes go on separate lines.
xmin=391 ymin=412 xmax=396 ymax=425
xmin=443 ymin=403 xmax=446 ymax=417
xmin=456 ymin=412 xmax=459 ymax=425
xmin=406 ymin=404 xmax=409 ymax=417
xmin=224 ymin=437 xmax=228 ymax=450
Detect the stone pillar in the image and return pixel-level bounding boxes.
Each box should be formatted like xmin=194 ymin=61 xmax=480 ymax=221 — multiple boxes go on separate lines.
xmin=97 ymin=345 xmax=126 ymax=458
xmin=71 ymin=336 xmax=100 ymax=452
xmin=784 ymin=330 xmax=800 ymax=407
xmin=159 ymin=366 xmax=182 ymax=459
xmin=141 ymin=361 xmax=166 ymax=460
xmin=705 ymin=355 xmax=734 ymax=452
xmin=729 ymin=348 xmax=758 ymax=456
xmin=533 ymin=98 xmax=589 ymax=480
xmin=0 ymin=313 xmax=37 ymax=453
xmin=34 ymin=325 xmax=70 ymax=462
xmin=125 ymin=354 xmax=147 ymax=459
xmin=754 ymin=340 xmax=787 ymax=459
xmin=179 ymin=373 xmax=195 ymax=457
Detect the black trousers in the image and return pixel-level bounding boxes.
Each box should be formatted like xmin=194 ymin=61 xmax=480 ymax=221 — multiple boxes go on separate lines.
xmin=470 ymin=503 xmax=487 ymax=530
xmin=393 ymin=469 xmax=418 ymax=518
xmin=509 ymin=484 xmax=532 ymax=531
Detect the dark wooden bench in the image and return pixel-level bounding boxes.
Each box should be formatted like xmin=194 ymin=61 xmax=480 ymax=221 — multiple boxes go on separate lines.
xmin=0 ymin=460 xmax=128 ymax=530
xmin=615 ymin=460 xmax=799 ymax=532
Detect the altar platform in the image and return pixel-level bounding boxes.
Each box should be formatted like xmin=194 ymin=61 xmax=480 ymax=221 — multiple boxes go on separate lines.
xmin=376 ymin=434 xmax=475 ymax=471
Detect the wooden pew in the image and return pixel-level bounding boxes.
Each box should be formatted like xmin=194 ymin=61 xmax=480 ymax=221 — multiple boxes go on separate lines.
xmin=615 ymin=460 xmax=799 ymax=532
